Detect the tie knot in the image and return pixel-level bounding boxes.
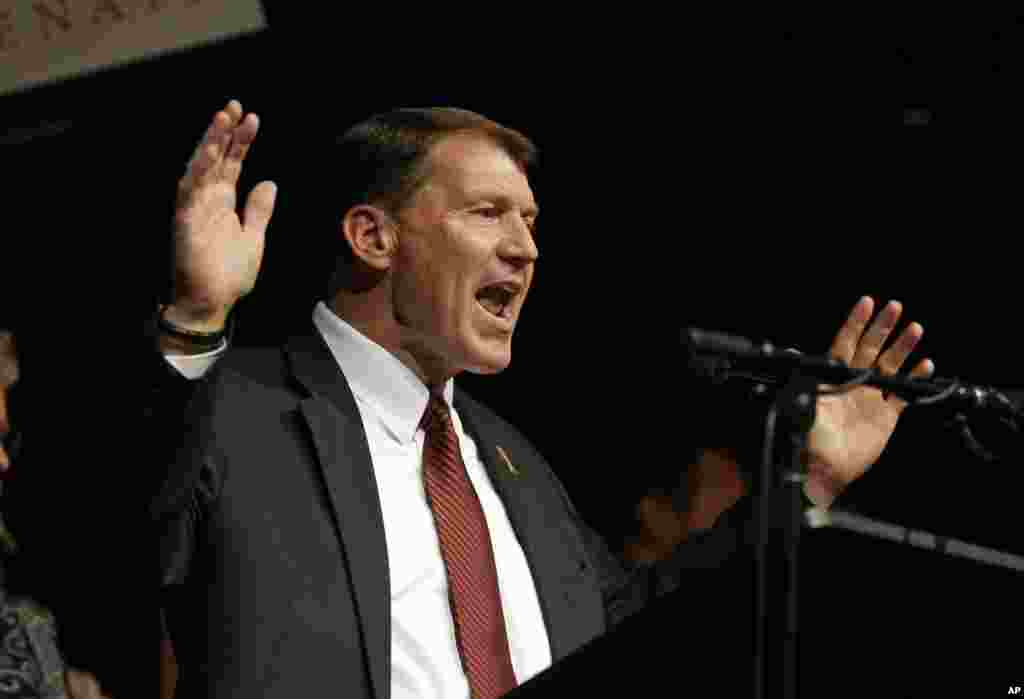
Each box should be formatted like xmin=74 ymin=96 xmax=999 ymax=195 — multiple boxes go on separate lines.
xmin=420 ymin=390 xmax=451 ymax=434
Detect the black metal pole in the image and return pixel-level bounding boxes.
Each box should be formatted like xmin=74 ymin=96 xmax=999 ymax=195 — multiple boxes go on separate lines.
xmin=752 ymin=406 xmax=774 ymax=699
xmin=782 ymin=421 xmax=808 ymax=699
xmin=752 ymin=375 xmax=816 ymax=699
xmin=778 ymin=376 xmax=816 ymax=699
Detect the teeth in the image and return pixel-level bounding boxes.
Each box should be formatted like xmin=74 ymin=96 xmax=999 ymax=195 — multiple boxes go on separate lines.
xmin=477 ymin=297 xmax=505 ymax=317
xmin=476 ymin=281 xmax=519 ymax=320
xmin=478 ymin=284 xmax=511 ymax=303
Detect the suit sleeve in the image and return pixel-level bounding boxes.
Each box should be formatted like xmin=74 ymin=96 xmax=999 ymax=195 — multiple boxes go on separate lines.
xmin=144 ymin=344 xmax=224 ymax=586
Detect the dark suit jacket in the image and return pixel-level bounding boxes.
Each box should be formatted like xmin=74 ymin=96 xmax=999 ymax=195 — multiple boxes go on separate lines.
xmin=149 ymin=328 xmax=752 ymax=698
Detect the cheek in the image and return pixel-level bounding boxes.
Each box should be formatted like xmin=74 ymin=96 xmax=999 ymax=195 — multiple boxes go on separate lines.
xmin=398 ymin=226 xmax=494 ymax=331
xmin=396 ymin=262 xmax=467 ymax=333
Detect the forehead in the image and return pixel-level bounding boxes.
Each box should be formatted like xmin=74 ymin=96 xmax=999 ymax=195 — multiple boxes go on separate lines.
xmin=421 ymin=133 xmax=535 ymax=206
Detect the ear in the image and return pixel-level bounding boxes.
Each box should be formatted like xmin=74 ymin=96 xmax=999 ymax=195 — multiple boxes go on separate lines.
xmin=341 ymin=205 xmax=399 ymax=271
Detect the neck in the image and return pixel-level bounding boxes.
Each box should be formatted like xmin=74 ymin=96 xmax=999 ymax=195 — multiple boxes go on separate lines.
xmin=327 ymin=293 xmax=456 ymax=388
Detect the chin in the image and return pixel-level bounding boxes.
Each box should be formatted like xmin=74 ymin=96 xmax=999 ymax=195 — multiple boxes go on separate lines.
xmin=465 ymin=362 xmax=510 ymax=376
xmin=463 ymin=354 xmax=511 ymax=375
xmin=460 ymin=340 xmax=513 ymax=375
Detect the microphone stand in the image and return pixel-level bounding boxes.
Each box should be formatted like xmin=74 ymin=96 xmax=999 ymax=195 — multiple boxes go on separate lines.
xmin=682 ymin=327 xmax=1024 ymax=699
xmin=753 ymin=374 xmax=816 ymax=699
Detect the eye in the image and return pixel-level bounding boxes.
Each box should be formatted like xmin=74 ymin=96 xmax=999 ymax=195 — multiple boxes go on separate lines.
xmin=472 ymin=206 xmax=502 ymax=219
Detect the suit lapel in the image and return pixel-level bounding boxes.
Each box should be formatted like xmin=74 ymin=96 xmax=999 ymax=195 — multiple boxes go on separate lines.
xmin=286 ymin=331 xmax=390 ymax=699
xmin=455 ymin=391 xmax=605 ymax=662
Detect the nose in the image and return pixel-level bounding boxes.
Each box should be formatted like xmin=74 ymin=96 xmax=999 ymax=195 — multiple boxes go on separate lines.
xmin=498 ymin=214 xmax=539 ymax=267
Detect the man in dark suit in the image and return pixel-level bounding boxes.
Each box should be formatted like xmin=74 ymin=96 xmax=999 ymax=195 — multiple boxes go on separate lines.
xmin=150 ymin=100 xmax=934 ymax=698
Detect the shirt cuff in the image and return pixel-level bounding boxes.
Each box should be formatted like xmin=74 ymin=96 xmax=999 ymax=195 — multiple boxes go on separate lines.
xmin=163 ymin=340 xmax=227 ymax=379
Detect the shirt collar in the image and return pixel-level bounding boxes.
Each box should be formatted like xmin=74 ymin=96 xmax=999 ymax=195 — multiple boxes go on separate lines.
xmin=312 ymin=301 xmax=454 ymax=444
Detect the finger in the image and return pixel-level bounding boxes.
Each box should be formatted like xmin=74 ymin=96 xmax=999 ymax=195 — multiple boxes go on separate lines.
xmin=829 ymin=296 xmax=874 ymax=365
xmin=189 ymin=131 xmax=228 ymax=183
xmin=0 ymin=387 xmax=9 ymax=435
xmin=177 ymin=118 xmax=229 ymax=207
xmin=223 ymin=98 xmax=243 ymax=125
xmin=0 ymin=445 xmax=8 ymax=471
xmin=201 ymin=99 xmax=245 ymax=178
xmin=876 ymin=321 xmax=924 ymax=375
xmin=220 ymin=112 xmax=260 ymax=184
xmin=65 ymin=669 xmax=106 ymax=699
xmin=242 ymin=180 xmax=278 ymax=238
xmin=0 ymin=331 xmax=17 ymax=387
xmin=178 ymin=101 xmax=243 ymax=196
xmin=186 ymin=109 xmax=232 ymax=176
xmin=886 ymin=357 xmax=935 ymax=412
xmin=850 ymin=299 xmax=903 ymax=369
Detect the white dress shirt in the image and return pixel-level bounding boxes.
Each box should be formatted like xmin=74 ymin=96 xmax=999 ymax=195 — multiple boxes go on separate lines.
xmin=165 ymin=302 xmax=553 ymax=698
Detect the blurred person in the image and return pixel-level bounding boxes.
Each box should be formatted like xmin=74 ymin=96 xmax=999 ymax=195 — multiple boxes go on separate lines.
xmin=621 ymin=447 xmax=748 ymax=566
xmin=0 ymin=331 xmax=111 ymax=699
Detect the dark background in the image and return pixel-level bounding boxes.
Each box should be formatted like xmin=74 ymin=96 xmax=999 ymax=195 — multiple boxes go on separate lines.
xmin=3 ymin=7 xmax=1024 ymax=693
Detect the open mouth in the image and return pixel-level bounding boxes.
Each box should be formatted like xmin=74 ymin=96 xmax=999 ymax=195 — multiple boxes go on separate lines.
xmin=475 ymin=281 xmax=520 ymax=321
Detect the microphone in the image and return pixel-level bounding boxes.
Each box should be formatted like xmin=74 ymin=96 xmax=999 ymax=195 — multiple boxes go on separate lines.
xmin=682 ymin=326 xmax=1022 ymax=418
xmin=683 ymin=328 xmax=841 ymax=393
xmin=684 ymin=329 xmax=809 ymax=386
xmin=684 ymin=328 xmax=761 ymax=358
xmin=683 ymin=326 xmax=1024 ymax=462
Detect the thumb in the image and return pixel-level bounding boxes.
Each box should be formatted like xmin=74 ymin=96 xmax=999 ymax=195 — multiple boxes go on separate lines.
xmin=242 ymin=180 xmax=278 ymax=239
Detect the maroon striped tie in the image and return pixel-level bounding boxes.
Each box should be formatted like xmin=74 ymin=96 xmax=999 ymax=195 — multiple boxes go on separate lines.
xmin=420 ymin=390 xmax=517 ymax=699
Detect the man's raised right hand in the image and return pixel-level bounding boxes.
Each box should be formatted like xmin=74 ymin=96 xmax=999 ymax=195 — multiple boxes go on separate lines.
xmin=165 ymin=99 xmax=277 ymax=333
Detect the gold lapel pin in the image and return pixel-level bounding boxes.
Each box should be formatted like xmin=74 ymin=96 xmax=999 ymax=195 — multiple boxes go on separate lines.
xmin=496 ymin=446 xmax=519 ymax=477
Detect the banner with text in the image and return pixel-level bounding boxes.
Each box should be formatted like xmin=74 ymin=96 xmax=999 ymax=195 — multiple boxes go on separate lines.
xmin=0 ymin=1 xmax=266 ymax=95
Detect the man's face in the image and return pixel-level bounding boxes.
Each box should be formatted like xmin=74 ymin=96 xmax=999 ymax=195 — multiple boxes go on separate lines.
xmin=392 ymin=133 xmax=539 ymax=380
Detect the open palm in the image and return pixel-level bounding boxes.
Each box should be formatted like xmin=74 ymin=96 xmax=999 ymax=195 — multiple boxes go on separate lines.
xmin=804 ymin=297 xmax=934 ymax=507
xmin=170 ymin=100 xmax=277 ymax=330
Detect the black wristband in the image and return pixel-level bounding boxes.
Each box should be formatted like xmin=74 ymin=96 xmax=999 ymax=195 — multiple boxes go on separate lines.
xmin=156 ymin=305 xmax=231 ymax=350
